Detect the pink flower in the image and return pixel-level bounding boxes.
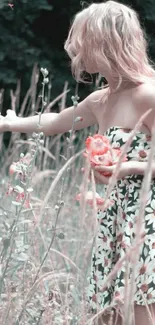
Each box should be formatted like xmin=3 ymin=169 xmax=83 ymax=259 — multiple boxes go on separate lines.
xmin=85 ymin=134 xmax=110 ymax=156
xmin=9 ymin=163 xmax=17 ymax=175
xmin=6 ymin=184 xmax=31 ymax=209
xmin=88 ymin=151 xmax=113 ymax=167
xmin=20 ymin=153 xmax=32 ymax=165
xmin=16 ymin=192 xmax=31 ymax=208
xmin=6 ymin=184 xmax=14 ymax=195
xmin=16 ymin=192 xmax=31 ymax=209
xmin=83 ymin=134 xmax=127 ymax=177
xmin=75 ymin=191 xmax=114 ymax=210
xmin=16 ymin=192 xmax=25 ymax=202
xmin=24 ymin=199 xmax=31 ymax=209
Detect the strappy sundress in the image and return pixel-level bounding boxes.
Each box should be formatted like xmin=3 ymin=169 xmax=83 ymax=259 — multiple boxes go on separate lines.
xmin=87 ymin=126 xmax=155 ymax=313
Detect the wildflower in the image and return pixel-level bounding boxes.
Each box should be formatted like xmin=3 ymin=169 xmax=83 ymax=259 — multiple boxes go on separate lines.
xmin=71 ymin=95 xmax=80 ymax=102
xmin=32 ymin=132 xmax=38 ymax=139
xmin=6 ymin=184 xmax=14 ymax=195
xmin=71 ymin=95 xmax=80 ymax=107
xmin=74 ymin=116 xmax=83 ymax=122
xmin=20 ymin=153 xmax=32 ymax=165
xmin=75 ymin=191 xmax=114 ymax=211
xmin=16 ymin=191 xmax=31 ymax=209
xmin=44 ymin=77 xmax=49 ymax=84
xmin=9 ymin=163 xmax=17 ymax=175
xmin=6 ymin=184 xmax=31 ymax=209
xmin=88 ymin=151 xmax=113 ymax=167
xmin=76 ymin=191 xmax=104 ymax=205
xmin=85 ymin=134 xmax=110 ymax=156
xmin=9 ymin=153 xmax=32 ymax=181
xmin=40 ymin=68 xmax=49 ymax=78
xmin=16 ymin=192 xmax=25 ymax=202
xmin=84 ymin=134 xmax=127 ymax=176
xmin=43 ymin=101 xmax=47 ymax=106
xmin=24 ymin=199 xmax=31 ymax=209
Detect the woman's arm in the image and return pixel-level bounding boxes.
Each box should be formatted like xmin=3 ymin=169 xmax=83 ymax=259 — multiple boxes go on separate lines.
xmin=0 ymin=90 xmax=100 ymax=136
xmin=93 ymin=161 xmax=155 ymax=184
xmin=129 ymin=161 xmax=155 ymax=177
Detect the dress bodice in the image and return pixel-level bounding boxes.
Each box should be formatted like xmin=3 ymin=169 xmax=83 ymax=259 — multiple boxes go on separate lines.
xmin=104 ymin=126 xmax=152 ymax=162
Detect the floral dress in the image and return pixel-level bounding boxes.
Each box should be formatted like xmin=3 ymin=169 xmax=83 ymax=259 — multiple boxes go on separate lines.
xmin=87 ymin=126 xmax=155 ymax=313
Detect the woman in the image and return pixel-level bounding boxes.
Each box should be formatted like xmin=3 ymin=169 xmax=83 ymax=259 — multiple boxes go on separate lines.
xmin=1 ymin=1 xmax=155 ymax=324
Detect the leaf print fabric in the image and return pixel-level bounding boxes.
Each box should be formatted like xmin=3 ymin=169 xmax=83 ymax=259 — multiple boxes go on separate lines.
xmin=87 ymin=126 xmax=155 ymax=313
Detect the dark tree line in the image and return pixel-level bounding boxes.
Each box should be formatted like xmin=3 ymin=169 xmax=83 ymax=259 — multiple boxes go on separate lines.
xmin=0 ymin=0 xmax=155 ymax=111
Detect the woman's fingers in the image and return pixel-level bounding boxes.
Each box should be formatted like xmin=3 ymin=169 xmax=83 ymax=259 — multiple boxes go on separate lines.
xmin=6 ymin=109 xmax=16 ymax=117
xmin=81 ymin=167 xmax=111 ymax=184
xmin=93 ymin=171 xmax=110 ymax=184
xmin=94 ymin=165 xmax=114 ymax=172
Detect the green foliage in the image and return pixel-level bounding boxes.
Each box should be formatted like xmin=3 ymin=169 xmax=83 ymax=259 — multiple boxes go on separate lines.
xmin=121 ymin=0 xmax=155 ymax=58
xmin=0 ymin=0 xmax=92 ymax=109
xmin=0 ymin=0 xmax=53 ymax=88
xmin=1 ymin=0 xmax=155 ymax=110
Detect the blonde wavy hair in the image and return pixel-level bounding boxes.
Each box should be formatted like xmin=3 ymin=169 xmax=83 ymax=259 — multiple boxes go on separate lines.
xmin=64 ymin=1 xmax=155 ymax=92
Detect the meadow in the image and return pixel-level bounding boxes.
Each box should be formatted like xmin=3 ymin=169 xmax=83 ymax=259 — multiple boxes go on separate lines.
xmin=0 ymin=65 xmax=154 ymax=325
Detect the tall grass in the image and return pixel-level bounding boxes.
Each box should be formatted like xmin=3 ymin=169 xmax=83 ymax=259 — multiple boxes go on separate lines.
xmin=0 ymin=65 xmax=97 ymax=325
xmin=0 ymin=65 xmax=154 ymax=325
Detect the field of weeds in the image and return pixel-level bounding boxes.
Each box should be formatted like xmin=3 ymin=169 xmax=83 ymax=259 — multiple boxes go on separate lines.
xmin=0 ymin=66 xmax=98 ymax=325
xmin=0 ymin=65 xmax=154 ymax=325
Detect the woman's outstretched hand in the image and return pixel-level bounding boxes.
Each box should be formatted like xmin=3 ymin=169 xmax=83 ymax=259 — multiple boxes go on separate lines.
xmin=0 ymin=110 xmax=17 ymax=132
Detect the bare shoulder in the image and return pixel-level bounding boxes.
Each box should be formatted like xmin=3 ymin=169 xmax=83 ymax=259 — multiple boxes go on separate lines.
xmin=86 ymin=87 xmax=109 ymax=112
xmin=87 ymin=87 xmax=108 ymax=101
xmin=134 ymin=82 xmax=155 ymax=130
xmin=135 ymin=82 xmax=155 ymax=110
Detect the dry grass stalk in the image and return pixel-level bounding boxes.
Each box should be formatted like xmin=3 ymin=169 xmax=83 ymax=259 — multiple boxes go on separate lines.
xmin=31 ymin=169 xmax=56 ymax=186
xmin=44 ymin=88 xmax=70 ymax=113
xmin=15 ymin=139 xmax=56 ymax=161
xmin=124 ymin=116 xmax=155 ymax=325
xmin=59 ymin=81 xmax=69 ymax=112
xmin=15 ymin=264 xmax=79 ymax=324
xmin=39 ymin=149 xmax=84 ymax=222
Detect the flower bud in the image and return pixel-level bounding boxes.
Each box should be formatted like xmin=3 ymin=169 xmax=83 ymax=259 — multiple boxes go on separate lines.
xmin=40 ymin=68 xmax=49 ymax=77
xmin=44 ymin=77 xmax=49 ymax=84
xmin=9 ymin=164 xmax=17 ymax=175
xmin=39 ymin=132 xmax=44 ymax=138
xmin=54 ymin=205 xmax=59 ymax=211
xmin=32 ymin=132 xmax=38 ymax=139
xmin=74 ymin=116 xmax=83 ymax=122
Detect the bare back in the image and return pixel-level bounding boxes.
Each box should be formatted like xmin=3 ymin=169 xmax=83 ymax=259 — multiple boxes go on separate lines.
xmin=93 ymin=83 xmax=155 ymax=135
